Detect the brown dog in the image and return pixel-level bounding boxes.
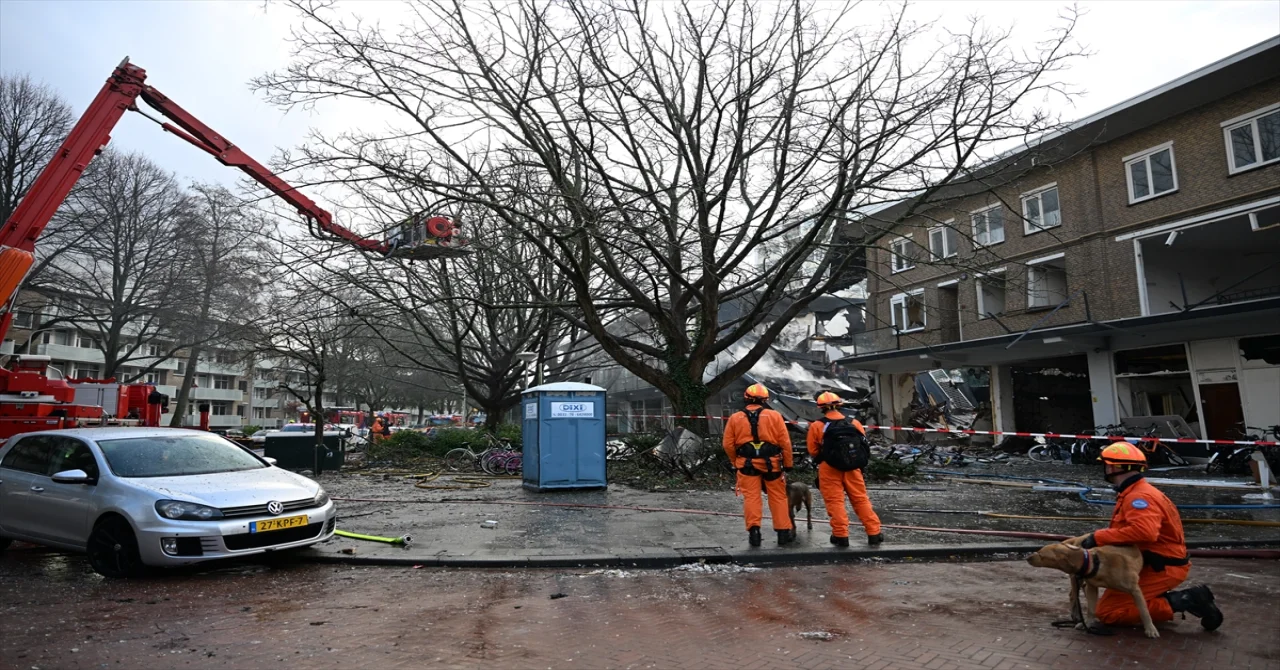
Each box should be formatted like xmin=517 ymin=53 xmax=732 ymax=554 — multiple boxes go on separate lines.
xmin=1027 ymin=537 xmax=1159 ymax=638
xmin=787 ymin=480 xmax=812 ymax=530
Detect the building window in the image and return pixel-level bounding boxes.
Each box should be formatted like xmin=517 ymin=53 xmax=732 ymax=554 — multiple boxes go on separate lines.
xmin=928 ymin=223 xmax=959 ymax=259
xmin=213 ymin=374 xmax=233 ymax=390
xmin=1027 ymin=254 xmax=1068 ymax=309
xmin=73 ymin=365 xmax=100 ymax=379
xmin=12 ymin=312 xmax=33 ymax=329
xmin=975 ymin=270 xmax=1007 ymax=320
xmin=144 ymin=372 xmax=160 ymax=384
xmin=211 ymin=401 xmax=231 ymax=416
xmin=254 ymin=407 xmax=266 ymax=419
xmin=176 ymin=360 xmax=186 ymax=375
xmin=1124 ymin=142 xmax=1177 ymax=203
xmin=1223 ymin=103 xmax=1280 ymax=174
xmin=76 ymin=334 xmax=101 ymax=349
xmin=890 ymin=290 xmax=926 ymax=333
xmin=146 ymin=343 xmax=162 ymax=357
xmin=889 ymin=236 xmax=919 ymax=273
xmin=215 ymin=350 xmax=233 ymax=364
xmin=1021 ymin=184 xmax=1061 ymax=234
xmin=971 ymin=205 xmax=1005 ymax=246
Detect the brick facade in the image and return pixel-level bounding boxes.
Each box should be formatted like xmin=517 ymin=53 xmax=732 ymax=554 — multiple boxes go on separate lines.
xmin=866 ymin=77 xmax=1280 ymax=349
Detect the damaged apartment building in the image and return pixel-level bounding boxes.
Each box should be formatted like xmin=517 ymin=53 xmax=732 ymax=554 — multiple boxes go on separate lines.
xmin=842 ymin=37 xmax=1280 ymax=448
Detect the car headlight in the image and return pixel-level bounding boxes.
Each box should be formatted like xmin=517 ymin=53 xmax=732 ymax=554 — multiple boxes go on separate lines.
xmin=155 ymin=499 xmax=224 ymax=521
xmin=313 ymin=488 xmax=330 ymax=507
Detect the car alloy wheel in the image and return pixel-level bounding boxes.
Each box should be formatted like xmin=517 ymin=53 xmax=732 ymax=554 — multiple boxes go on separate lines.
xmin=87 ymin=517 xmax=147 ymax=578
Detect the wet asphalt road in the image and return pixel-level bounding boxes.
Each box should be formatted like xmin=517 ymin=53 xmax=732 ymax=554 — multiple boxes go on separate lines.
xmin=1 ymin=545 xmax=1277 ymax=669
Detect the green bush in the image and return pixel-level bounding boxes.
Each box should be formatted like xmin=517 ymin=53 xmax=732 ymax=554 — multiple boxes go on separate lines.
xmin=242 ymin=425 xmax=263 ymax=437
xmin=493 ymin=423 xmax=522 ymax=444
xmin=428 ymin=428 xmax=478 ymax=454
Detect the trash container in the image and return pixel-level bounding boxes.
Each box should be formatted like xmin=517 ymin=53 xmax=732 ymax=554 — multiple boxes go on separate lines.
xmin=521 ymin=382 xmax=606 ymax=491
xmin=263 ymin=432 xmax=344 ymax=474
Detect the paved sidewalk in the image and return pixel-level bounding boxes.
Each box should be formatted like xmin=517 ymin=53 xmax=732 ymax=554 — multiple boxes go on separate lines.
xmin=304 ymin=472 xmax=1280 ymax=567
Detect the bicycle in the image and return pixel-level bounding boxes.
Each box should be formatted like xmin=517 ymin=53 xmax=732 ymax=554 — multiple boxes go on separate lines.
xmin=1028 ymin=428 xmax=1071 ymax=463
xmin=481 ymin=448 xmax=523 ymax=475
xmin=1130 ymin=423 xmax=1190 ymax=467
xmin=442 ymin=432 xmax=517 ymax=472
xmin=1209 ymin=424 xmax=1279 ymax=475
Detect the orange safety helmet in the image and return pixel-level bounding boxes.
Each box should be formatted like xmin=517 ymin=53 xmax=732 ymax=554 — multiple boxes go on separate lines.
xmin=816 ymin=391 xmax=843 ymax=408
xmin=1099 ymin=441 xmax=1148 ymax=468
xmin=744 ymin=383 xmax=770 ymax=403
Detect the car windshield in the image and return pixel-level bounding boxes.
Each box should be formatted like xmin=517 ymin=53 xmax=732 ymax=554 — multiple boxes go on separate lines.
xmin=280 ymin=425 xmax=311 ymax=432
xmin=97 ymin=434 xmax=266 ymax=478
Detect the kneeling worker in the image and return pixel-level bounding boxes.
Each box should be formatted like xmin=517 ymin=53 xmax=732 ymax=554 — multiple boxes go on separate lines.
xmin=1078 ymin=442 xmax=1223 ymax=631
xmin=722 ymin=384 xmax=795 ymax=547
xmin=807 ymin=392 xmax=883 ymax=547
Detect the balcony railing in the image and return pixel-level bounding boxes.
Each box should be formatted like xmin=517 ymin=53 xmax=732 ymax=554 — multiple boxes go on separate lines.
xmin=191 ymin=388 xmax=244 ymax=402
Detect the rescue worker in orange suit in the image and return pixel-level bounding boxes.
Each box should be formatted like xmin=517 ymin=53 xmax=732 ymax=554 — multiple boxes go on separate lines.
xmin=806 ymin=392 xmax=883 ymax=547
xmin=371 ymin=416 xmax=386 ymax=443
xmin=1077 ymin=442 xmax=1223 ymax=632
xmin=722 ymin=384 xmax=796 ymax=547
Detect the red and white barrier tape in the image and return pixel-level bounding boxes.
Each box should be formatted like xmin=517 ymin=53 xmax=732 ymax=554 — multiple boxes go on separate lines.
xmin=603 ymin=413 xmax=1279 ymax=447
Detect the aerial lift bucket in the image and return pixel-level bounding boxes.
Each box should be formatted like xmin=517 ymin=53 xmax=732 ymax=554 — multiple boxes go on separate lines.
xmin=0 ymin=247 xmax=35 ymax=304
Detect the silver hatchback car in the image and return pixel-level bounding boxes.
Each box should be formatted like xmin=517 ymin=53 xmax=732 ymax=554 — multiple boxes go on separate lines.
xmin=0 ymin=427 xmax=337 ymax=577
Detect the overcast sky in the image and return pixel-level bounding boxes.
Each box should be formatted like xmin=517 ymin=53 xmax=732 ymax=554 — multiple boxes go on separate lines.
xmin=2 ymin=0 xmax=1277 ymax=189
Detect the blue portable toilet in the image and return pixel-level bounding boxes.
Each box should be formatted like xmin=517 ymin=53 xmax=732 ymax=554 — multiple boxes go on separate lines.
xmin=521 ymin=382 xmax=607 ymax=491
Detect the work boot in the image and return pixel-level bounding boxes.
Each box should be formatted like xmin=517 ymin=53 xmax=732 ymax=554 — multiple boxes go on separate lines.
xmin=829 ymin=535 xmax=849 ymax=548
xmin=777 ymin=529 xmax=796 ymax=546
xmin=868 ymin=533 xmax=884 ymax=547
xmin=1164 ymin=585 xmax=1223 ymax=631
xmin=748 ymin=526 xmax=762 ymax=547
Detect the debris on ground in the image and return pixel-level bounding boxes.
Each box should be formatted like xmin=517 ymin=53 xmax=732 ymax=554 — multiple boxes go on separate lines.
xmin=549 ymin=592 xmax=568 ymax=600
xmin=581 ymin=569 xmax=638 ymax=578
xmin=669 ymin=563 xmax=761 ymax=575
xmin=799 ymin=631 xmax=836 ymax=641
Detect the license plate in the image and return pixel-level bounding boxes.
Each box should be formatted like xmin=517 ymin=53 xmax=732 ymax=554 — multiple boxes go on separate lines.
xmin=250 ymin=515 xmax=309 ymax=533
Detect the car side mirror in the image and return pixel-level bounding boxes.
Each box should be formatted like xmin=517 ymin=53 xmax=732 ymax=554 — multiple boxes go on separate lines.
xmin=51 ymin=469 xmax=93 ymax=485
xmin=263 ymin=457 xmax=278 ymax=466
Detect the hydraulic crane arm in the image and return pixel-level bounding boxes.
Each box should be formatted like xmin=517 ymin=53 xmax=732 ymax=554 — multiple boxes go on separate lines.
xmin=1 ymin=58 xmax=387 ymax=256
xmin=0 ymin=58 xmax=463 ymax=343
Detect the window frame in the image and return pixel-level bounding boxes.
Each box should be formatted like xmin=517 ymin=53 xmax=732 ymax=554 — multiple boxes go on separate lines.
xmin=889 ymin=235 xmax=917 ymax=274
xmin=927 ymin=221 xmax=959 ymax=259
xmin=1020 ymin=183 xmax=1062 ymax=235
xmin=890 ymin=289 xmax=926 ymax=333
xmin=970 ymin=204 xmax=1005 ymax=247
xmin=1026 ymin=253 xmax=1069 ymax=310
xmin=974 ymin=268 xmax=1008 ymax=320
xmin=1221 ymin=103 xmax=1280 ymax=175
xmin=1123 ymin=141 xmax=1179 ymax=204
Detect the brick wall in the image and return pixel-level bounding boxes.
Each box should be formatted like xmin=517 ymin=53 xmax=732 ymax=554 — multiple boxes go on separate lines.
xmin=865 ymin=76 xmax=1280 ymax=349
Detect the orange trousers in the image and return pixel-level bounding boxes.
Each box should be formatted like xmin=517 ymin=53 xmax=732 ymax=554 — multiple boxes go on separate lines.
xmin=735 ymin=468 xmax=792 ymax=531
xmin=818 ymin=463 xmax=881 ymax=538
xmin=1095 ymin=563 xmax=1187 ymax=626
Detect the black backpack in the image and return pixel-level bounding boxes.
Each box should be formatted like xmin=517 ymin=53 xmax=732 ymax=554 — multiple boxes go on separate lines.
xmin=819 ymin=416 xmax=870 ymax=471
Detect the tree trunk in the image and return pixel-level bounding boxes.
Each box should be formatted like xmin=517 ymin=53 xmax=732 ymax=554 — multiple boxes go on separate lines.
xmin=663 ymin=358 xmax=711 ymax=436
xmin=169 ymin=346 xmax=202 ymax=427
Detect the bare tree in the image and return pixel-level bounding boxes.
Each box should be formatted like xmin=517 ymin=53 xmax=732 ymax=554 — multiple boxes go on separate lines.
xmin=167 ymin=184 xmax=271 ymax=425
xmin=253 ymin=272 xmax=361 ymax=447
xmin=0 ymin=73 xmax=102 ymax=287
xmin=259 ymin=0 xmax=1079 ymax=431
xmin=30 ymin=149 xmax=194 ymax=380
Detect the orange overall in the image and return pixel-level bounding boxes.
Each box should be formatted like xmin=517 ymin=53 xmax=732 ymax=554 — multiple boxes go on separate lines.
xmin=1092 ymin=476 xmax=1189 ymax=626
xmin=807 ymin=411 xmax=881 ymax=538
xmin=722 ymin=405 xmax=794 ymax=531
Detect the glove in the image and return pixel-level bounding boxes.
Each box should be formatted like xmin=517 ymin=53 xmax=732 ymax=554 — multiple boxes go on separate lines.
xmin=1080 ymin=533 xmax=1097 ymax=549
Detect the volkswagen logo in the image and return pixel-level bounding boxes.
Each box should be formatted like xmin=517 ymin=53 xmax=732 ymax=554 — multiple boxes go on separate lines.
xmin=266 ymin=501 xmax=284 ymax=516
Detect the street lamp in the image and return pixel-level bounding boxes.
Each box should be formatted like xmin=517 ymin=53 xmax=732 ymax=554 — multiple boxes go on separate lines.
xmin=515 ymin=351 xmax=541 ymax=388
